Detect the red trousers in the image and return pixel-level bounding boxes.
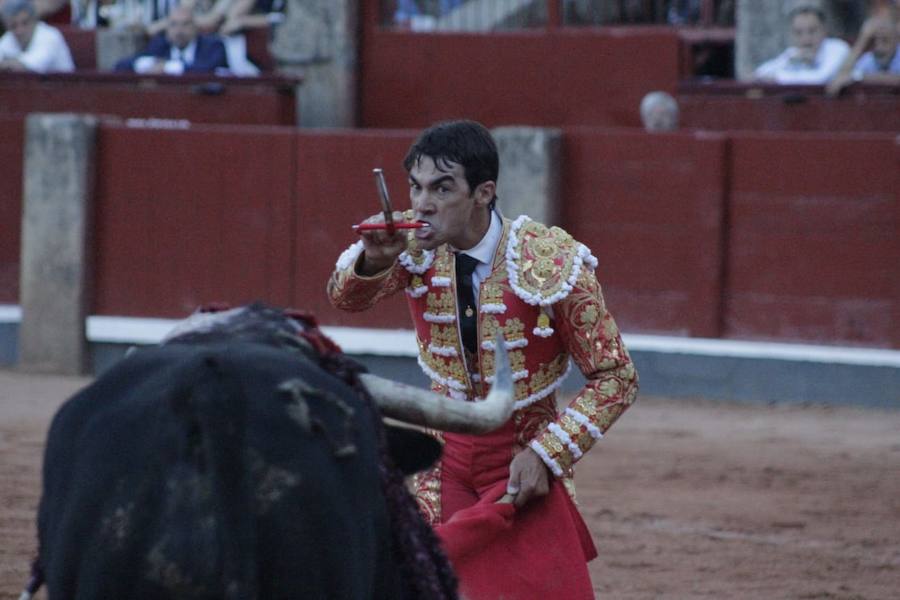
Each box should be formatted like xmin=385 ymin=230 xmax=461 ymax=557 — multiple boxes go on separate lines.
xmin=434 ymin=422 xmax=597 ymax=600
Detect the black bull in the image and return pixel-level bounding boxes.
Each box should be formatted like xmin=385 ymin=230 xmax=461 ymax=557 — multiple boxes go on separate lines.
xmin=32 ymin=306 xmax=462 ymax=599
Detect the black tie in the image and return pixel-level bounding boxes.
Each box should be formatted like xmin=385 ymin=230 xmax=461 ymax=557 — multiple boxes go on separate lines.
xmin=455 ymin=253 xmax=479 ymax=355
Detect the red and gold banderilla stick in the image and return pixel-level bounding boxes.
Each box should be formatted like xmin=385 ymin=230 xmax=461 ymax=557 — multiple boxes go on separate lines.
xmin=351 ymin=168 xmax=425 ymax=234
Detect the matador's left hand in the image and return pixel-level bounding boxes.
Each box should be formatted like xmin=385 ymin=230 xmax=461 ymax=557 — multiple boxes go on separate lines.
xmin=507 ymin=447 xmax=551 ymax=508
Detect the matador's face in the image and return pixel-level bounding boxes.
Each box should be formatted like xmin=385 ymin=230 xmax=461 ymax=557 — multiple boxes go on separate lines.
xmin=407 ymin=156 xmax=493 ymax=251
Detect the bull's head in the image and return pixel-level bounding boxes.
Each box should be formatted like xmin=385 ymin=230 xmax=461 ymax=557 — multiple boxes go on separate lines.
xmin=162 ymin=303 xmax=514 ymax=436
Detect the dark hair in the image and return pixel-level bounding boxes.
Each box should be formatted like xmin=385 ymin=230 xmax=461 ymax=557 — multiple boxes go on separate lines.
xmin=403 ymin=120 xmax=499 ymax=206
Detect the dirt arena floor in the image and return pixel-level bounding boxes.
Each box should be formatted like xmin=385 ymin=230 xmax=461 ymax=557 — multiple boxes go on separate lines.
xmin=1 ymin=369 xmax=898 ymax=599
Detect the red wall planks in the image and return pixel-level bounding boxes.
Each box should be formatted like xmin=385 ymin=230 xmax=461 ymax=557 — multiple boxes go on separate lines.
xmin=359 ymin=28 xmax=680 ymax=129
xmin=562 ymin=127 xmax=729 ymax=337
xmin=5 ymin=121 xmax=896 ymax=347
xmin=58 ymin=25 xmax=97 ymax=70
xmin=726 ymin=133 xmax=898 ymax=346
xmin=678 ymin=84 xmax=900 ymax=133
xmin=292 ymin=130 xmax=417 ymax=328
xmin=0 ymin=117 xmax=23 ymax=304
xmin=91 ymin=122 xmax=297 ymax=317
xmin=0 ymin=73 xmax=297 ymax=127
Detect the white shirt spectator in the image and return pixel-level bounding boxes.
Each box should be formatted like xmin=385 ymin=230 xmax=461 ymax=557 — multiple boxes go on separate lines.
xmin=0 ymin=21 xmax=74 ymax=72
xmin=755 ymin=37 xmax=850 ymax=84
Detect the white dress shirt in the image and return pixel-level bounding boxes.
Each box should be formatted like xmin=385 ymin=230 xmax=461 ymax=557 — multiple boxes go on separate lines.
xmin=453 ymin=209 xmax=503 ymax=307
xmin=0 ymin=21 xmax=74 ymax=73
xmin=754 ymin=37 xmax=850 ymax=84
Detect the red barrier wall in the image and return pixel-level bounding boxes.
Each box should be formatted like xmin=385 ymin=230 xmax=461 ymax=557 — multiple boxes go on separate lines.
xmin=58 ymin=25 xmax=97 ymax=69
xmin=678 ymin=83 xmax=900 ymax=132
xmin=562 ymin=127 xmax=728 ymax=337
xmin=0 ymin=117 xmax=23 ymax=304
xmin=91 ymin=126 xmax=421 ymax=324
xmin=726 ymin=133 xmax=899 ymax=347
xmin=92 ymin=122 xmax=297 ymax=317
xmin=244 ymin=27 xmax=276 ymax=72
xmin=292 ymin=130 xmax=417 ymax=328
xmin=359 ymin=28 xmax=680 ymax=129
xmin=0 ymin=73 xmax=297 ymax=126
xmin=6 ymin=123 xmax=896 ymax=348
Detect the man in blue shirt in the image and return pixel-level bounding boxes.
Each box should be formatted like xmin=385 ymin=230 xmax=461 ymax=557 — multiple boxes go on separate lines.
xmin=851 ymin=15 xmax=900 ymax=80
xmin=827 ymin=12 xmax=900 ymax=95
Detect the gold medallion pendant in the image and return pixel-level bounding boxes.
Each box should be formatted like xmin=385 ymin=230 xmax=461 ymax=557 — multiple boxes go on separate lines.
xmin=465 ymin=306 xmax=474 ymax=317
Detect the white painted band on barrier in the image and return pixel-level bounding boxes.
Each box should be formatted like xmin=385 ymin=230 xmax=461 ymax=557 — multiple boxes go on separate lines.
xmin=2 ymin=305 xmax=899 ymax=367
xmin=623 ymin=334 xmax=900 ymax=367
xmin=0 ymin=305 xmax=22 ymax=322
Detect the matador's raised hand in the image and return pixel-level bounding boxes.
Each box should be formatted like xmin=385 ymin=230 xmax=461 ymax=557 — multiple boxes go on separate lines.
xmin=357 ymin=211 xmax=407 ymax=276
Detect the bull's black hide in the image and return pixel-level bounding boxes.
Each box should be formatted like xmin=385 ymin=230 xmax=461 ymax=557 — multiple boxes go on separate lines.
xmin=37 ymin=338 xmax=451 ymax=599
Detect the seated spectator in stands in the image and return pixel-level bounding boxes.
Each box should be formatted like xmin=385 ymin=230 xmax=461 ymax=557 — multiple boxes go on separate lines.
xmin=0 ymin=0 xmax=74 ymax=72
xmin=827 ymin=11 xmax=900 ymax=94
xmin=754 ymin=4 xmax=850 ymax=84
xmin=114 ymin=6 xmax=228 ymax=75
xmin=640 ymin=91 xmax=679 ymax=132
xmin=196 ymin=0 xmax=284 ymax=75
xmin=141 ymin=0 xmax=279 ymax=75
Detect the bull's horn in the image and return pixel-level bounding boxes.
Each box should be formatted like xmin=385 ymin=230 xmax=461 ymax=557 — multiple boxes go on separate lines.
xmin=359 ymin=334 xmax=514 ymax=434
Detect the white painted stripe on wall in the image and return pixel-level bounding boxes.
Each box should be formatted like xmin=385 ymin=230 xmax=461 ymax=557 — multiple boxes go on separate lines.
xmin=624 ymin=334 xmax=900 ymax=368
xmin=0 ymin=305 xmax=21 ymax=322
xmin=321 ymin=327 xmax=418 ymax=356
xmin=81 ymin=314 xmax=421 ymax=356
xmin=2 ymin=306 xmax=899 ymax=367
xmin=87 ymin=316 xmax=179 ymax=344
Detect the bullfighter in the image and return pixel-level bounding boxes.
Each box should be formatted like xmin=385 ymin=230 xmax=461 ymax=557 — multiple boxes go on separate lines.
xmin=328 ymin=119 xmax=638 ymax=599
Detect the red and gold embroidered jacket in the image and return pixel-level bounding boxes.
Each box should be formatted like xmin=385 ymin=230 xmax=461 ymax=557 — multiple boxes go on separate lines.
xmin=327 ymin=215 xmax=638 ymax=480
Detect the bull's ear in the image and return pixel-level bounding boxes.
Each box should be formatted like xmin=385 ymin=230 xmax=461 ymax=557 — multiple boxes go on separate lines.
xmin=383 ymin=424 xmax=442 ymax=475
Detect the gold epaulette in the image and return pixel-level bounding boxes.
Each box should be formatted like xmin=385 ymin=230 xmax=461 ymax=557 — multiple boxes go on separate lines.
xmin=505 ymin=216 xmax=598 ymax=307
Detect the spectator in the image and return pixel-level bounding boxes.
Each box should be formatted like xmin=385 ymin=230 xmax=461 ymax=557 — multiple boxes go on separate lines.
xmin=141 ymin=0 xmax=279 ymax=75
xmin=195 ymin=0 xmax=284 ymax=75
xmin=827 ymin=11 xmax=900 ymax=94
xmin=640 ymin=91 xmax=679 ymax=132
xmin=114 ymin=6 xmax=228 ymax=75
xmin=0 ymin=0 xmax=74 ymax=72
xmin=754 ymin=4 xmax=850 ymax=84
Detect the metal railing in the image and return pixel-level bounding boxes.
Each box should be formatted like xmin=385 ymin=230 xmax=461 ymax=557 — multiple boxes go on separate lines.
xmin=382 ymin=0 xmax=735 ymax=31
